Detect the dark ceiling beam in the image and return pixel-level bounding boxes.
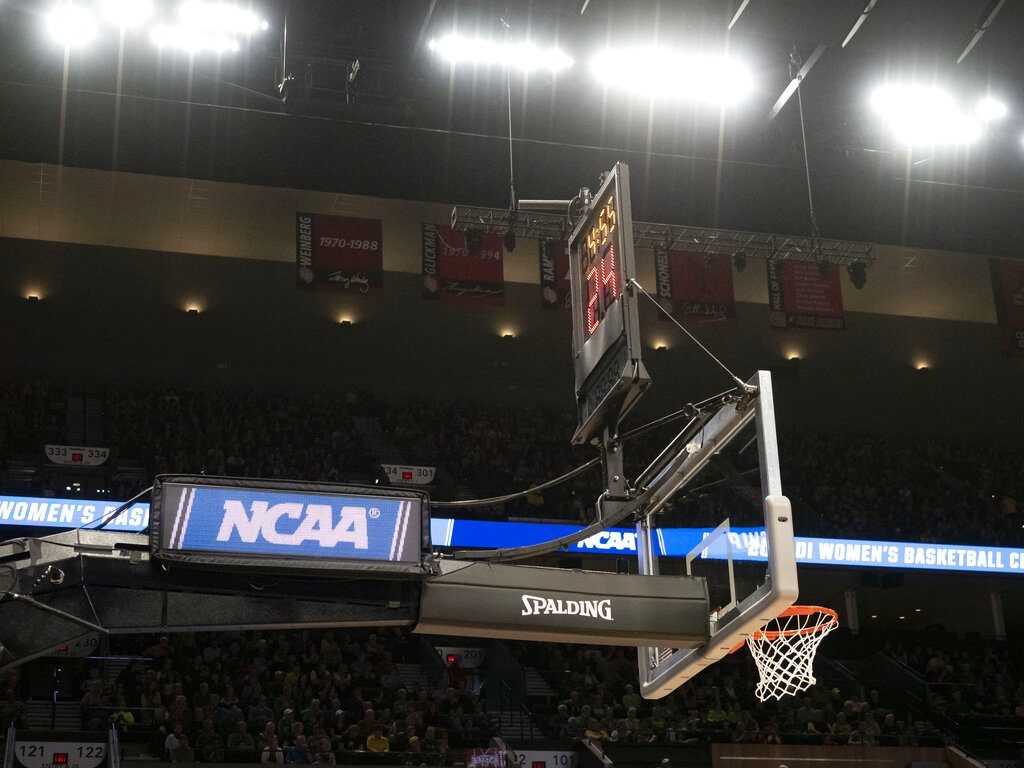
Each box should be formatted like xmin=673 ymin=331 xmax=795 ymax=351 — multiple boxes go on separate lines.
xmin=841 ymin=0 xmax=880 ymax=48
xmin=957 ymin=0 xmax=1007 ymax=64
xmin=728 ymin=0 xmax=753 ymax=30
xmin=768 ymin=44 xmax=826 ymax=122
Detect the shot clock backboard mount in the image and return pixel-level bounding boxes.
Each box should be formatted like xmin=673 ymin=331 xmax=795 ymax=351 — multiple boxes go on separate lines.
xmin=567 ymin=162 xmax=650 ymax=446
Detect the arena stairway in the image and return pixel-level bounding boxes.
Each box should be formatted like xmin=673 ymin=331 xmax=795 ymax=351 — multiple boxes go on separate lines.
xmin=523 ymin=667 xmax=556 ymax=701
xmin=395 ymin=661 xmax=434 ymax=690
xmin=24 ymin=700 xmax=81 ymax=730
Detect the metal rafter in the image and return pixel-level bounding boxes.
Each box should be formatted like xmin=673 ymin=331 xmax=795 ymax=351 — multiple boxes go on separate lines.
xmin=450 ymin=206 xmax=874 ymax=265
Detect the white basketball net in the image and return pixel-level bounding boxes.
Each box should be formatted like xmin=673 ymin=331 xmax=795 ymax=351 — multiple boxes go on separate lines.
xmin=747 ymin=606 xmax=839 ymax=702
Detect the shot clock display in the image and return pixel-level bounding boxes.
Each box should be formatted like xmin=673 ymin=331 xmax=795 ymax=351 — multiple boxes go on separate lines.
xmin=568 ymin=163 xmax=650 ymax=445
xmin=580 ymin=193 xmax=622 ymax=339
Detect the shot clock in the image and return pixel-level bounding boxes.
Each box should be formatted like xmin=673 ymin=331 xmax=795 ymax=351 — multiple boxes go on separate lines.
xmin=581 ymin=193 xmax=622 ymax=339
xmin=568 ymin=163 xmax=650 ymax=445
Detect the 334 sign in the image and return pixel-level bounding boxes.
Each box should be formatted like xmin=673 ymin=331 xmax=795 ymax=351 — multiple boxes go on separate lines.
xmin=45 ymin=446 xmax=109 ymax=467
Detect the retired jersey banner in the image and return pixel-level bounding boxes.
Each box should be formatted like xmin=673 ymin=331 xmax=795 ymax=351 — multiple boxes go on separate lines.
xmin=767 ymin=259 xmax=844 ymax=330
xmin=295 ymin=212 xmax=383 ymax=294
xmin=421 ymin=224 xmax=505 ymax=305
xmin=539 ymin=238 xmax=571 ymax=311
xmin=654 ymin=247 xmax=735 ymax=322
xmin=990 ymin=259 xmax=1024 ymax=357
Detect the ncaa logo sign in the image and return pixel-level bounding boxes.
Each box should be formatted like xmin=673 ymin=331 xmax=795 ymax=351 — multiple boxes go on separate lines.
xmin=217 ymin=500 xmax=370 ymax=549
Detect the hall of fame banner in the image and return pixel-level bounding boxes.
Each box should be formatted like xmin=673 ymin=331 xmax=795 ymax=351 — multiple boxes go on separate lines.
xmin=295 ymin=212 xmax=383 ymax=294
xmin=989 ymin=258 xmax=1024 ymax=357
xmin=539 ymin=238 xmax=571 ymax=311
xmin=766 ymin=258 xmax=845 ymax=330
xmin=654 ymin=247 xmax=735 ymax=322
xmin=421 ymin=224 xmax=505 ymax=305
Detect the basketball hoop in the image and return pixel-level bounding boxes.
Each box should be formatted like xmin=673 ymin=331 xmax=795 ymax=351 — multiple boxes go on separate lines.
xmin=745 ymin=605 xmax=838 ymax=702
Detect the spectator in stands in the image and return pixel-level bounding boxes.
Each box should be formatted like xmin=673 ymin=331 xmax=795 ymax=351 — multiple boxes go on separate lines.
xmin=228 ymin=720 xmax=256 ymax=758
xmin=261 ymin=736 xmax=285 ymax=764
xmin=365 ymin=725 xmax=390 ymax=753
xmin=169 ymin=733 xmax=195 ymax=763
xmin=0 ymin=688 xmax=24 ymax=730
xmin=311 ymin=737 xmax=336 ymax=765
xmin=194 ymin=719 xmax=225 ymax=762
xmin=164 ymin=723 xmax=185 ymax=756
xmin=284 ymin=735 xmax=312 ymax=764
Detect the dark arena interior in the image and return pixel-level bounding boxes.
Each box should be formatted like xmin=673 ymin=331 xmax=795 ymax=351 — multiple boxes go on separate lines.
xmin=3 ymin=1 xmax=1024 ymax=768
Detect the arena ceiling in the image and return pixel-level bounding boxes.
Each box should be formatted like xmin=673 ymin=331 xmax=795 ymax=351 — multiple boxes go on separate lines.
xmin=2 ymin=0 xmax=1024 ymax=256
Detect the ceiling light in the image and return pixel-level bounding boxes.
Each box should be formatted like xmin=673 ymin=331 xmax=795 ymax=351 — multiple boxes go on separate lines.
xmin=178 ymin=1 xmax=266 ymax=35
xmin=871 ymin=84 xmax=982 ymax=146
xmin=590 ymin=48 xmax=753 ymax=105
xmin=99 ymin=0 xmax=153 ymax=28
xmin=500 ymin=329 xmax=516 ymax=339
xmin=47 ymin=2 xmax=98 ymax=47
xmin=429 ymin=34 xmax=573 ymax=73
xmin=976 ymin=96 xmax=1007 ymax=122
xmin=152 ymin=24 xmax=240 ymax=53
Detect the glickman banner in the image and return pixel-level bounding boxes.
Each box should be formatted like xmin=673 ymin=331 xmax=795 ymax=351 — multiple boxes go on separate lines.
xmin=989 ymin=258 xmax=1024 ymax=357
xmin=421 ymin=224 xmax=505 ymax=304
xmin=295 ymin=212 xmax=383 ymax=294
xmin=654 ymin=248 xmax=735 ymax=322
xmin=539 ymin=238 xmax=571 ymax=311
xmin=767 ymin=258 xmax=844 ymax=330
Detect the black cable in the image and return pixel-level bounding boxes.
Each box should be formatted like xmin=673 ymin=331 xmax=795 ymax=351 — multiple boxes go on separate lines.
xmin=631 ymin=280 xmax=751 ymax=390
xmin=83 ymin=486 xmax=153 ymax=531
xmin=792 ymin=48 xmax=821 ymax=240
xmin=431 ymin=458 xmax=600 ymax=508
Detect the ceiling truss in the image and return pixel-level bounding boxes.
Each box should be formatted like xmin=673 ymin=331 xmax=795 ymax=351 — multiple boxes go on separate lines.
xmin=450 ymin=206 xmax=875 ymax=266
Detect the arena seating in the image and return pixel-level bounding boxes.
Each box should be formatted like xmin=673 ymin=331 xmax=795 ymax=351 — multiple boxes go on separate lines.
xmin=1 ymin=379 xmax=1020 ymax=546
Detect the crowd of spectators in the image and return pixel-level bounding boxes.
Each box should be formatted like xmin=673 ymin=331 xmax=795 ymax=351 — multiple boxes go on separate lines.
xmin=67 ymin=629 xmax=492 ymax=764
xmin=884 ymin=629 xmax=1024 ymax=721
xmin=518 ymin=642 xmax=935 ymax=749
xmin=0 ymin=379 xmax=1022 ymax=546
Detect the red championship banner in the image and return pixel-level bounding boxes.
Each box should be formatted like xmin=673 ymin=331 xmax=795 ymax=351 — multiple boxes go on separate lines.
xmin=654 ymin=247 xmax=735 ymax=322
xmin=766 ymin=259 xmax=844 ymax=330
xmin=421 ymin=224 xmax=505 ymax=304
xmin=295 ymin=212 xmax=383 ymax=294
xmin=539 ymin=238 xmax=571 ymax=311
xmin=990 ymin=258 xmax=1024 ymax=357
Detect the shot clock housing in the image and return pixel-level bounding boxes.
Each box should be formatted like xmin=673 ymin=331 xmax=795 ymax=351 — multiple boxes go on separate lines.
xmin=568 ymin=163 xmax=650 ymax=444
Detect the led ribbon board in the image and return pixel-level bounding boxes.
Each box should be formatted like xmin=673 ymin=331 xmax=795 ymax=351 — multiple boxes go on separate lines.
xmin=568 ymin=163 xmax=649 ymax=443
xmin=150 ymin=476 xmax=428 ymax=575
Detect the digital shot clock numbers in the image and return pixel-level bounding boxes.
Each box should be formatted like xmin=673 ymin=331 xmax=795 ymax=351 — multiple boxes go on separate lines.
xmin=568 ymin=163 xmax=649 ymax=445
xmin=581 ymin=194 xmax=622 ymax=338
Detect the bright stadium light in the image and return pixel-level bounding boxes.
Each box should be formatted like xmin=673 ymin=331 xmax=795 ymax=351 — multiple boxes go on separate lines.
xmin=428 ymin=33 xmax=573 ymax=73
xmin=177 ymin=1 xmax=267 ymax=34
xmin=589 ymin=48 xmax=753 ymax=104
xmin=152 ymin=23 xmax=240 ymax=54
xmin=46 ymin=2 xmax=98 ymax=47
xmin=99 ymin=0 xmax=153 ymax=28
xmin=870 ymin=84 xmax=982 ymax=146
xmin=975 ymin=95 xmax=1007 ymax=122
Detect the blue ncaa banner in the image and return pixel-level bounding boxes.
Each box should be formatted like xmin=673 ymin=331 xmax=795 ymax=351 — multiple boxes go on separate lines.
xmin=158 ymin=483 xmax=421 ymax=563
xmin=1 ymin=494 xmax=1023 ymax=576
